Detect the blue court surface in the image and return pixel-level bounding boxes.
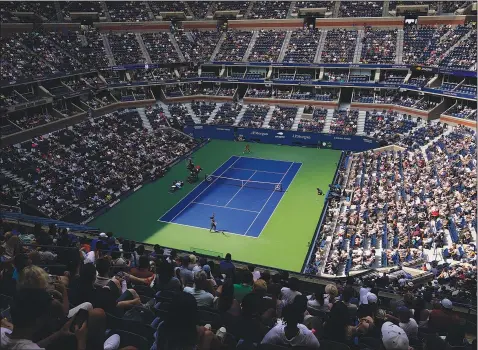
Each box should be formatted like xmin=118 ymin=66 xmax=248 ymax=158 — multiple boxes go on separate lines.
xmin=159 ymin=156 xmax=302 ymax=237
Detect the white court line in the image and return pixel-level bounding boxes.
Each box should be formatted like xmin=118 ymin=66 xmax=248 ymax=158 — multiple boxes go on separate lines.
xmin=244 ymin=161 xmax=295 ymax=236
xmin=257 ymin=163 xmax=303 ymax=237
xmin=158 ymin=156 xmax=241 ymax=222
xmin=157 ymin=220 xmax=258 ymax=238
xmin=191 ymin=201 xmax=260 ymax=213
xmin=239 ymin=155 xmax=293 ymax=164
xmin=230 ymin=167 xmax=285 ymax=175
xmin=224 ymin=170 xmax=256 ymax=207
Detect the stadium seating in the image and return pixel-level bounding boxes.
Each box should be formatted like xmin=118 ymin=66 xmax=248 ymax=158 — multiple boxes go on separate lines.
xmin=329 ymin=110 xmax=358 ymax=135
xmin=268 ymin=106 xmax=298 ymax=130
xmin=321 ymin=29 xmax=358 ymax=63
xmin=282 ymin=29 xmax=321 ymax=63
xmin=215 ymin=31 xmax=253 ymax=62
xmin=238 ymin=104 xmax=269 ymax=128
xmin=339 ymin=1 xmax=383 ymax=17
xmin=107 ymin=33 xmax=144 ymax=65
xmin=360 ymin=28 xmax=397 ymax=64
xmin=141 ymin=32 xmax=181 ymax=64
xmin=249 ymin=30 xmax=287 ymax=62
xmin=249 ymin=1 xmax=291 ymax=19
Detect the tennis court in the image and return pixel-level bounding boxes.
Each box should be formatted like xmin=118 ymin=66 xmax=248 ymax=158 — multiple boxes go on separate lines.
xmin=159 ymin=156 xmax=302 ymax=237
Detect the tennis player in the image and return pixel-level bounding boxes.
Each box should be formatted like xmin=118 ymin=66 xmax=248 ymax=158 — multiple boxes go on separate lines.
xmin=210 ymin=213 xmax=217 ymax=232
xmin=243 ymin=144 xmax=251 ymax=154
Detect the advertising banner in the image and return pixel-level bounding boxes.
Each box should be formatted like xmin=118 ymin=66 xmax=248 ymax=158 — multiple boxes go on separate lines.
xmin=184 ymin=125 xmax=379 ymax=151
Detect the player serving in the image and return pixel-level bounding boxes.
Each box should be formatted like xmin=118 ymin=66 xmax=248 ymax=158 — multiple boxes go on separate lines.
xmin=243 ymin=143 xmax=251 ymax=154
xmin=210 ymin=213 xmax=217 ymax=232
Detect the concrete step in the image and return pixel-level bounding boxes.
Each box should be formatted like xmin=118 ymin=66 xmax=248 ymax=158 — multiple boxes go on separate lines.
xmin=262 ymin=105 xmax=276 ymax=128
xmin=206 ymin=103 xmax=223 ymax=123
xmin=243 ymin=30 xmax=259 ymax=62
xmin=291 ymin=107 xmax=304 ymax=131
xmin=184 ymin=103 xmax=201 ymax=124
xmin=322 ymin=109 xmax=335 ymax=133
xmin=168 ymin=32 xmax=186 ymax=62
xmin=233 ymin=104 xmax=248 ymax=126
xmin=137 ymin=107 xmax=153 ymax=132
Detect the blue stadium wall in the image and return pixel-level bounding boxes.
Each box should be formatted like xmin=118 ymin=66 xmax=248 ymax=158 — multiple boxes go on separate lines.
xmin=184 ymin=125 xmax=379 ymax=151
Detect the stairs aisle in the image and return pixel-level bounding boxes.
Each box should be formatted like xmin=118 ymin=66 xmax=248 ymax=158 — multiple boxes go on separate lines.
xmin=314 ymin=30 xmax=328 ymax=63
xmin=184 ymin=103 xmax=201 ymax=124
xmin=243 ymin=31 xmax=259 ymax=62
xmin=395 ymin=29 xmax=404 ymax=64
xmin=135 ymin=33 xmax=152 ymax=64
xmin=206 ymin=103 xmax=223 ymax=123
xmin=353 ymin=30 xmax=364 ymax=63
xmin=382 ymin=0 xmax=390 ymax=16
xmin=157 ymin=101 xmax=172 ymax=123
xmin=233 ymin=104 xmax=248 ymax=126
xmin=137 ymin=107 xmax=153 ymax=132
xmin=1 ymin=169 xmax=32 ymax=188
xmin=210 ymin=32 xmax=226 ymax=61
xmin=101 ymin=33 xmax=116 ymax=66
xmin=291 ymin=107 xmax=304 ymax=131
xmin=323 ymin=109 xmax=335 ymax=133
xmin=262 ymin=105 xmax=276 ymax=128
xmin=356 ymin=110 xmax=367 ymax=135
xmin=278 ymin=31 xmax=292 ymax=62
xmin=168 ymin=32 xmax=186 ymax=62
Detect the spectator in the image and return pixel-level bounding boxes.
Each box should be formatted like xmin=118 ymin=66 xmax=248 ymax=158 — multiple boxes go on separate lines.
xmin=179 ymin=255 xmax=194 ymax=287
xmin=342 ymin=286 xmax=358 ymax=318
xmin=219 ymin=253 xmax=236 ymax=276
xmin=398 ymin=306 xmax=418 ymax=338
xmin=281 ymin=277 xmax=302 ymax=306
xmin=261 ymin=303 xmax=320 ymax=348
xmin=153 ymin=261 xmax=181 ymax=293
xmin=306 ymin=285 xmax=330 ymax=312
xmin=129 ymin=255 xmax=154 ymax=279
xmin=428 ymin=298 xmax=459 ymax=333
xmin=156 ymin=292 xmax=220 ymax=350
xmin=215 ymin=279 xmax=241 ymax=316
xmin=183 ymin=270 xmax=215 ymax=308
xmin=94 ymin=257 xmax=112 ymax=287
xmin=381 ymin=321 xmax=410 ymax=350
xmin=233 ymin=269 xmax=253 ymax=303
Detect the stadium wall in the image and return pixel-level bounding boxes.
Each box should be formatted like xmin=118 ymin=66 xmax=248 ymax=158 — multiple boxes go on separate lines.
xmin=183 ymin=124 xmax=379 ymax=151
xmin=350 ymin=102 xmax=432 ymax=119
xmin=440 ymin=114 xmax=477 ymax=129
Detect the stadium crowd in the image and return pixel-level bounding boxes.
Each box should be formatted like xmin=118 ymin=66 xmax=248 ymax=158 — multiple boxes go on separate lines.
xmin=0 ymin=217 xmax=475 ymax=350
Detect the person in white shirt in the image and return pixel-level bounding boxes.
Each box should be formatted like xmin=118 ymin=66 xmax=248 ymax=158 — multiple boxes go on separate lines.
xmin=261 ymin=303 xmax=320 ymax=348
xmin=183 ymin=270 xmax=214 ymax=308
xmin=398 ymin=307 xmax=418 ymax=338
xmin=359 ymin=283 xmax=372 ymax=305
xmin=281 ymin=277 xmax=302 ymax=306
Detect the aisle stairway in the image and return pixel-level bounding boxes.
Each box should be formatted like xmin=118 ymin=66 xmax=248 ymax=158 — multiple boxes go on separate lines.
xmin=262 ymin=105 xmax=276 ymax=128
xmin=395 ymin=29 xmax=404 ymax=64
xmin=322 ymin=109 xmax=335 ymax=133
xmin=184 ymin=103 xmax=201 ymax=124
xmin=356 ymin=110 xmax=367 ymax=135
xmin=291 ymin=107 xmax=304 ymax=131
xmin=137 ymin=107 xmax=153 ymax=132
xmin=206 ymin=103 xmax=223 ymax=123
xmin=233 ymin=105 xmax=248 ymax=126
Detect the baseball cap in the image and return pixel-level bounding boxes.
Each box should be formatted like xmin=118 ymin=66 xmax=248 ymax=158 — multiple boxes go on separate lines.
xmin=99 ymin=232 xmax=107 ymax=238
xmin=381 ymin=321 xmax=409 ymax=350
xmin=202 ymin=264 xmax=211 ymax=274
xmin=367 ymin=292 xmax=378 ymax=304
xmin=440 ymin=298 xmax=453 ymax=309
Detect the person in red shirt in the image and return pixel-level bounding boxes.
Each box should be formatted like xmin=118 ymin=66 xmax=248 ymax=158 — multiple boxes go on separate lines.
xmin=129 ymin=255 xmax=154 ymax=279
xmin=428 ymin=298 xmax=460 ymax=333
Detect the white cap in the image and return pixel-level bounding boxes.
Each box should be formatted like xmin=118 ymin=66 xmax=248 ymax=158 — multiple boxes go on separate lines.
xmin=99 ymin=232 xmax=107 ymax=238
xmin=381 ymin=322 xmax=409 ymax=350
xmin=440 ymin=298 xmax=453 ymax=309
xmin=367 ymin=292 xmax=378 ymax=304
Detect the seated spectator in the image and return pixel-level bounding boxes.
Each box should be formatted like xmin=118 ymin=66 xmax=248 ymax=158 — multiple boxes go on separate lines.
xmin=381 ymin=321 xmax=410 ymax=350
xmin=281 ymin=277 xmax=302 ymax=306
xmin=306 ymin=285 xmax=330 ymax=312
xmin=233 ymin=269 xmax=253 ymax=302
xmin=153 ymin=260 xmax=181 ymax=293
xmin=183 ymin=270 xmax=215 ymax=308
xmin=397 ymin=306 xmax=418 ymax=337
xmin=428 ymin=298 xmax=460 ymax=333
xmin=156 ymin=292 xmax=221 ymax=350
xmin=261 ymin=302 xmax=320 ymax=348
xmin=214 ymin=279 xmax=241 ymax=316
xmin=129 ymin=255 xmax=154 ymax=279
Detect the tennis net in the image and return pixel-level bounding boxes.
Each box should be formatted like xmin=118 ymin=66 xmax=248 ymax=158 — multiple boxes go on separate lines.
xmin=205 ymin=174 xmax=283 ymax=192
